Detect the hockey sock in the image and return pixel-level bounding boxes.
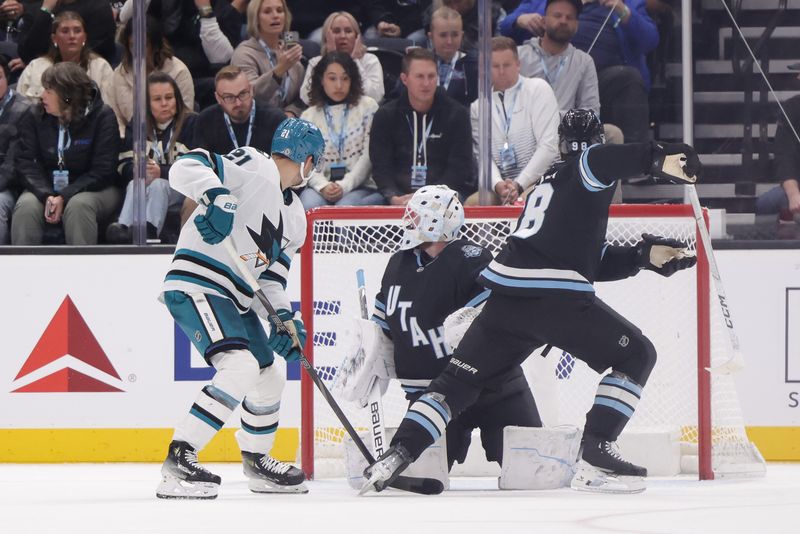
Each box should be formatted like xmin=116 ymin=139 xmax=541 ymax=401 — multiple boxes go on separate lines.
xmin=173 ymin=349 xmax=260 ymax=450
xmin=392 ymin=392 xmax=452 ymax=460
xmin=235 ymin=364 xmax=284 ymax=455
xmin=584 ymin=372 xmax=643 ymax=441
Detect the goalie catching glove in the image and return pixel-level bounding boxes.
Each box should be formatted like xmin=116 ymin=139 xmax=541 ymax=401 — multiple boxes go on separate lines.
xmin=194 ymin=187 xmax=238 ymax=244
xmin=650 ymin=142 xmax=702 ymax=185
xmin=635 ymin=233 xmax=697 ymax=277
xmin=268 ymin=309 xmax=307 ymax=362
xmin=333 ymin=317 xmax=395 ymax=408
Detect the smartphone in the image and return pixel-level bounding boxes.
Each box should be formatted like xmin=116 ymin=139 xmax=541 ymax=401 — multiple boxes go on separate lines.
xmin=281 ymin=31 xmax=300 ymax=48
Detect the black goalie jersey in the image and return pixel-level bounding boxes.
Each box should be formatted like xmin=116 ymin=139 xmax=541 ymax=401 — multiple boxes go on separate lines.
xmin=372 ymin=238 xmax=493 ymax=382
xmin=480 ymin=142 xmax=653 ymax=297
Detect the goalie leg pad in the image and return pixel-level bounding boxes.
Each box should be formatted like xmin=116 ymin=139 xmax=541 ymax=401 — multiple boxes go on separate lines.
xmin=499 ymin=426 xmax=581 ymax=490
xmin=345 ymin=428 xmax=449 ymax=491
xmin=334 ymin=317 xmax=395 ymax=408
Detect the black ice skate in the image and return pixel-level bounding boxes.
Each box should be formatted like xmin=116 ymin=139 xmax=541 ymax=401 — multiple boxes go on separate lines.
xmin=571 ymin=435 xmax=647 ymax=494
xmin=156 ymin=440 xmax=221 ymax=499
xmin=241 ymin=451 xmax=308 ymax=493
xmin=359 ymin=445 xmax=413 ymax=495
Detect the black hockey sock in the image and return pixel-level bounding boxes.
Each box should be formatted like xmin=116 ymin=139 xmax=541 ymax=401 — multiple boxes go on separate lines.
xmin=584 ymin=373 xmax=643 ymax=441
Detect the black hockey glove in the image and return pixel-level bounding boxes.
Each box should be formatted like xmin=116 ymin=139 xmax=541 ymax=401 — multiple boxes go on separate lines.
xmin=650 ymin=142 xmax=702 ymax=184
xmin=634 ymin=234 xmax=697 ymax=277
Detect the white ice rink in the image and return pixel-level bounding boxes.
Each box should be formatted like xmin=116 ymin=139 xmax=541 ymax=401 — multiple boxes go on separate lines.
xmin=2 ymin=463 xmax=799 ymax=534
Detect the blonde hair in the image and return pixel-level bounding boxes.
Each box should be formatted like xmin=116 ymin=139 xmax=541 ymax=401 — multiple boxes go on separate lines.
xmin=320 ymin=11 xmax=360 ymax=56
xmin=247 ymin=0 xmax=292 ymax=39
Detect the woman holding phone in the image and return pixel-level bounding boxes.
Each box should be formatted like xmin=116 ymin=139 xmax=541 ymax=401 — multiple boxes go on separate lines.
xmin=298 ymin=52 xmax=382 ymax=209
xmin=231 ymin=0 xmax=305 ymax=117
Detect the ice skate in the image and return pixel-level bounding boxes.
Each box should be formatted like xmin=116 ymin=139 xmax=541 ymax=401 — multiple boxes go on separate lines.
xmin=241 ymin=451 xmax=308 ymax=493
xmin=570 ymin=435 xmax=646 ymax=494
xmin=156 ymin=440 xmax=221 ymax=499
xmin=359 ymin=445 xmax=413 ymax=495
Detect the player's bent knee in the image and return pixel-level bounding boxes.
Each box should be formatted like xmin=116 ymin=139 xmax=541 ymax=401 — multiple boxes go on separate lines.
xmin=246 ymin=363 xmax=285 ymax=406
xmin=209 ymin=349 xmax=261 ymax=400
xmin=615 ymin=333 xmax=657 ymax=386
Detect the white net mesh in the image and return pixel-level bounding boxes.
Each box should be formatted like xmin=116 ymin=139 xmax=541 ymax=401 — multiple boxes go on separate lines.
xmin=300 ymin=206 xmax=765 ymax=479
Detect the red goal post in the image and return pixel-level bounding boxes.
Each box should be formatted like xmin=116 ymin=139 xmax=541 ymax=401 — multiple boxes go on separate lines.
xmin=299 ymin=204 xmax=763 ymax=481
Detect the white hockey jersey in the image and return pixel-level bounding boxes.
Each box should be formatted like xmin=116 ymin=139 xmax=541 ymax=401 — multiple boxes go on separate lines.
xmin=161 ymin=146 xmax=305 ymax=313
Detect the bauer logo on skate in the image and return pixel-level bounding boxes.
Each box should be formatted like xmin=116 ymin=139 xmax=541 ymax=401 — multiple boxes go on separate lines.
xmin=11 ymin=296 xmax=124 ymax=393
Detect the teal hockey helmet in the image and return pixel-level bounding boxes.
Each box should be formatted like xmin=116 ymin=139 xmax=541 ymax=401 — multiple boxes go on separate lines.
xmin=271 ymin=118 xmax=326 ymax=185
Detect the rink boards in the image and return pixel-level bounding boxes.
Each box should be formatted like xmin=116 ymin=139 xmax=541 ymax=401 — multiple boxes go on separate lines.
xmin=0 ymin=248 xmax=799 ymax=462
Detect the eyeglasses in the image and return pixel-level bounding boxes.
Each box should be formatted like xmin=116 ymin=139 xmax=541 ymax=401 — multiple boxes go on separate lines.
xmin=217 ymin=89 xmax=252 ymax=104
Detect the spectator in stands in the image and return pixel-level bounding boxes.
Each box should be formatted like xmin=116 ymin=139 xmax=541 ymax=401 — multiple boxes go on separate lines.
xmin=365 ymin=0 xmax=431 ymax=44
xmin=300 ymin=11 xmax=384 ymax=105
xmin=755 ymin=65 xmax=800 ymax=219
xmin=183 ymin=65 xmax=286 ymax=223
xmin=433 ymin=0 xmax=502 ymax=54
xmin=0 ymin=55 xmax=31 ymax=245
xmin=231 ymin=0 xmax=306 ymax=117
xmin=299 ymin=52 xmax=381 ymax=209
xmin=427 ymin=6 xmax=477 ymax=108
xmin=369 ymin=48 xmax=474 ymax=206
xmin=0 ymin=0 xmax=23 ymax=43
xmin=17 ymin=0 xmax=117 ymax=65
xmin=11 ymin=62 xmax=120 ymax=245
xmin=499 ymin=0 xmax=658 ymax=142
xmin=104 ymin=17 xmax=194 ymax=135
xmin=468 ymin=36 xmax=558 ymax=205
xmin=17 ymin=12 xmax=113 ymax=104
xmin=286 ymin=0 xmax=368 ymax=43
xmin=106 ymin=72 xmax=196 ymax=244
xmin=118 ymin=0 xmax=246 ymax=76
xmin=518 ymin=0 xmax=623 ymax=143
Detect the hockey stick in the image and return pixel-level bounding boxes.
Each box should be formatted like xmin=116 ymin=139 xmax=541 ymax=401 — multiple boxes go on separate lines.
xmin=221 ymin=237 xmax=443 ymax=495
xmin=356 ymin=269 xmax=389 ymax=458
xmin=686 ymin=186 xmax=745 ymax=374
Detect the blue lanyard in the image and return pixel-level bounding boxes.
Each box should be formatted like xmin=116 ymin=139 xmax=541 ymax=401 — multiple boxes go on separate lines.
xmin=224 ymin=102 xmax=255 ymax=149
xmin=494 ymin=84 xmax=519 ymax=142
xmin=57 ymin=124 xmax=71 ymax=169
xmin=438 ymin=54 xmax=459 ymax=91
xmin=0 ymin=88 xmax=13 ymax=121
xmin=259 ymin=39 xmax=290 ymax=101
xmin=323 ymin=104 xmax=349 ymax=159
xmin=539 ymin=53 xmax=567 ymax=86
xmin=151 ymin=123 xmax=174 ymax=164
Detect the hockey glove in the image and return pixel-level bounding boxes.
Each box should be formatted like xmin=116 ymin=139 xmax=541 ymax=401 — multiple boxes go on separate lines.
xmin=268 ymin=309 xmax=307 ymax=362
xmin=650 ymin=142 xmax=702 ymax=184
xmin=635 ymin=233 xmax=697 ymax=277
xmin=194 ymin=187 xmax=238 ymax=245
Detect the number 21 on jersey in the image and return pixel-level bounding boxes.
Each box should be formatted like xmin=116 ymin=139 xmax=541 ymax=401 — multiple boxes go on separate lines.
xmin=511 ymin=183 xmax=554 ymax=239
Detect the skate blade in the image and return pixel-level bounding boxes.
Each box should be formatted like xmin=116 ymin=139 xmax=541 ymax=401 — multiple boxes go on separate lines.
xmin=248 ymin=478 xmax=308 ymax=494
xmin=358 ymin=470 xmax=385 ymax=496
xmin=156 ymin=474 xmax=219 ymax=500
xmin=570 ymin=462 xmax=646 ymax=494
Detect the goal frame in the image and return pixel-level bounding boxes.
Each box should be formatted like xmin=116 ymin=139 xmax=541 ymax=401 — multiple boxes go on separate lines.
xmin=299 ymin=204 xmax=712 ymax=480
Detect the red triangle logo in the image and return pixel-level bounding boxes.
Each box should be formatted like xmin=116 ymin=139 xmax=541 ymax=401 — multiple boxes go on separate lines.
xmin=12 ymin=368 xmax=123 ymax=393
xmin=13 ymin=296 xmax=122 ymax=392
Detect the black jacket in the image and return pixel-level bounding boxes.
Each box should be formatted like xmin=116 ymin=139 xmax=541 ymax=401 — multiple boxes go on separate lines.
xmin=118 ymin=114 xmax=197 ymax=183
xmin=192 ymin=102 xmax=286 ymax=155
xmin=369 ymin=87 xmax=475 ymax=200
xmin=17 ymin=0 xmax=117 ymax=64
xmin=0 ymin=91 xmax=32 ymax=193
xmin=17 ymin=87 xmax=121 ymax=203
xmin=368 ymin=0 xmax=432 ymax=37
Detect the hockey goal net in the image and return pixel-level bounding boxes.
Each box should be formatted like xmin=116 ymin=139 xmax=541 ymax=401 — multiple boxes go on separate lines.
xmin=299 ymin=204 xmax=765 ymax=481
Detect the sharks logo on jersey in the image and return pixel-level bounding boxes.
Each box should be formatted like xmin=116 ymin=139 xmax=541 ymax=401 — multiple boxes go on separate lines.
xmin=241 ymin=213 xmax=290 ymax=268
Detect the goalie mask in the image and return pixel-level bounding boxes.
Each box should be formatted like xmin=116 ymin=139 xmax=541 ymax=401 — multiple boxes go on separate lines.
xmin=399 ymin=185 xmax=465 ymax=250
xmin=559 ymin=108 xmax=604 ymax=158
xmin=271 ymin=117 xmax=326 ymax=188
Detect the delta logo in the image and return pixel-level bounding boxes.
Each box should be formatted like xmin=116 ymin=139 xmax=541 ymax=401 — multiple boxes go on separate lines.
xmin=11 ymin=296 xmax=124 ymax=393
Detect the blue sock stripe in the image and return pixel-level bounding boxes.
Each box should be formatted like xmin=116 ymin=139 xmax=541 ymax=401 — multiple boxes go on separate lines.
xmin=241 ymin=420 xmax=278 ymax=435
xmin=243 ymin=399 xmax=280 ymax=416
xmin=419 ymin=395 xmax=451 ymax=425
xmin=202 ymin=385 xmax=240 ymax=410
xmin=405 ymin=411 xmax=441 ymax=442
xmin=593 ymin=397 xmax=635 ymax=419
xmin=600 ymin=375 xmax=643 ymax=397
xmin=190 ymin=405 xmax=224 ymax=430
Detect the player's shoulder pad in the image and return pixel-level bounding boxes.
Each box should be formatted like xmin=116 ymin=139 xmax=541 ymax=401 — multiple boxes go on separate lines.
xmin=177 ymin=148 xmax=225 ymax=176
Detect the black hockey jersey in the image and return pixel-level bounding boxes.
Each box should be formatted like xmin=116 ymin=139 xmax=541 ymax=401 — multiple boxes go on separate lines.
xmin=480 ymin=142 xmax=653 ymax=297
xmin=371 ymin=238 xmax=493 ymax=383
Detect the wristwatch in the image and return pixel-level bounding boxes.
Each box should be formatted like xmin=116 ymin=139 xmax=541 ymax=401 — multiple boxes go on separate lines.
xmin=198 ymin=5 xmax=214 ymax=18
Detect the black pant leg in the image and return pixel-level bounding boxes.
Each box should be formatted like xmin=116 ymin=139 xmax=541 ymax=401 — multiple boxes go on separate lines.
xmin=598 ymin=65 xmax=651 ymax=143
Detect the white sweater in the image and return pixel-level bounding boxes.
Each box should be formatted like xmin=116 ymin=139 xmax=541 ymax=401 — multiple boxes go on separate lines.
xmin=470 ymin=76 xmax=560 ymax=189
xmin=300 ymin=53 xmax=384 ymax=106
xmin=299 ymin=96 xmax=379 ymax=194
xmin=18 ymin=56 xmax=114 ymax=104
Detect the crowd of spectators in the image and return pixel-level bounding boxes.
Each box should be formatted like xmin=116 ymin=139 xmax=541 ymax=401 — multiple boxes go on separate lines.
xmin=0 ymin=0 xmax=790 ymax=245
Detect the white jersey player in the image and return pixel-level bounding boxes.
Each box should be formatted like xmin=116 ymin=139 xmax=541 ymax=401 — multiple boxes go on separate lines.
xmin=156 ymin=119 xmax=325 ymax=500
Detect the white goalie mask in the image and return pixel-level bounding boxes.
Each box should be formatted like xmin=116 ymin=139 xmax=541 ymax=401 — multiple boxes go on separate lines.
xmin=399 ymin=185 xmax=465 ymax=250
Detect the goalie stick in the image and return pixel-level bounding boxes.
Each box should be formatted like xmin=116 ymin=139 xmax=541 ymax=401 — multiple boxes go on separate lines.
xmin=356 ymin=269 xmax=389 ymax=459
xmin=221 ymin=237 xmax=443 ymax=495
xmin=686 ymin=185 xmax=745 ymax=374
